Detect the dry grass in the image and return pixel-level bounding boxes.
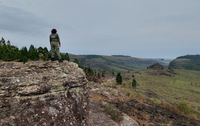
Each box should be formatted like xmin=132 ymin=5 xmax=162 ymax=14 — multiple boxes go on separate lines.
xmin=90 ymin=94 xmax=107 ymax=102
xmin=102 ymin=103 xmax=123 ymax=123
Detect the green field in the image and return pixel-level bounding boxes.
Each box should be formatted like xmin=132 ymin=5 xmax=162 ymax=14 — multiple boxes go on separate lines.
xmin=120 ymin=68 xmax=200 ymax=113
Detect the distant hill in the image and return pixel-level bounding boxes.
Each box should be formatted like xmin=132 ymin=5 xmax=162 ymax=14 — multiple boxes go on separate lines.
xmin=169 ymin=55 xmax=200 ymax=71
xmin=111 ymin=55 xmax=131 ymax=57
xmin=69 ymin=54 xmax=170 ymax=72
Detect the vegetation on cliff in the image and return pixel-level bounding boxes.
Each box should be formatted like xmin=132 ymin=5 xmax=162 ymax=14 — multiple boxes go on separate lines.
xmin=169 ymin=55 xmax=200 ymax=71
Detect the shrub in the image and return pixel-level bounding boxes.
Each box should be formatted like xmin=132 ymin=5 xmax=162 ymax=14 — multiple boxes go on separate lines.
xmin=177 ymin=102 xmax=190 ymax=114
xmin=102 ymin=104 xmax=123 ymax=123
xmin=38 ymin=53 xmax=45 ymax=61
xmin=126 ymin=92 xmax=130 ymax=96
xmin=102 ymin=70 xmax=106 ymax=77
xmin=111 ymin=71 xmax=115 ymax=75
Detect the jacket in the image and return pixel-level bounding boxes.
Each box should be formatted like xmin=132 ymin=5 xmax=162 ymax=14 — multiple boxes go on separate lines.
xmin=49 ymin=33 xmax=60 ymax=45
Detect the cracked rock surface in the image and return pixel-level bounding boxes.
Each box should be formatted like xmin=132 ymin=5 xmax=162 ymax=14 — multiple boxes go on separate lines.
xmin=0 ymin=61 xmax=89 ymax=126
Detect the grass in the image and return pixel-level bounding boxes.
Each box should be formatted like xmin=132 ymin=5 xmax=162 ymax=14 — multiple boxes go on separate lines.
xmin=89 ymin=68 xmax=200 ymax=120
xmin=118 ymin=68 xmax=200 ymax=119
xmin=102 ymin=103 xmax=123 ymax=123
xmin=132 ymin=69 xmax=200 ymax=107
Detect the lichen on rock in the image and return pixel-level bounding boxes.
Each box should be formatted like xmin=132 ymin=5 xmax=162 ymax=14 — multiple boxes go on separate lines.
xmin=0 ymin=60 xmax=89 ymax=126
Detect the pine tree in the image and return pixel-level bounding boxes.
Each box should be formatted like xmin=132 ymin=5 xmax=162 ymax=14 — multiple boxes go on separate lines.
xmin=43 ymin=47 xmax=48 ymax=54
xmin=65 ymin=53 xmax=70 ymax=61
xmin=98 ymin=72 xmax=101 ymax=79
xmin=116 ymin=72 xmax=122 ymax=84
xmin=132 ymin=79 xmax=137 ymax=88
xmin=20 ymin=47 xmax=28 ymax=58
xmin=37 ymin=47 xmax=44 ymax=54
xmin=73 ymin=58 xmax=79 ymax=64
xmin=29 ymin=45 xmax=35 ymax=52
xmin=13 ymin=47 xmax=20 ymax=61
xmin=19 ymin=47 xmax=28 ymax=63
xmin=42 ymin=47 xmax=49 ymax=61
xmin=28 ymin=45 xmax=38 ymax=60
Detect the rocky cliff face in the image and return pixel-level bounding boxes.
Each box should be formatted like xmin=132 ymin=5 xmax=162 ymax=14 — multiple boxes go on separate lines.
xmin=0 ymin=61 xmax=89 ymax=126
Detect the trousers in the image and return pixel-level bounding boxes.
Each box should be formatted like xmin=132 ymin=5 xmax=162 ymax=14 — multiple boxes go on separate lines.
xmin=50 ymin=42 xmax=61 ymax=59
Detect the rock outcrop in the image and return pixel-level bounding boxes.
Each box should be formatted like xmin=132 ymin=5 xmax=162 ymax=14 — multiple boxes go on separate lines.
xmin=0 ymin=61 xmax=89 ymax=126
xmin=147 ymin=63 xmax=164 ymax=70
xmin=147 ymin=63 xmax=176 ymax=76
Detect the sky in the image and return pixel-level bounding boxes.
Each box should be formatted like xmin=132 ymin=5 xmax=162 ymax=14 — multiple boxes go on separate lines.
xmin=0 ymin=0 xmax=200 ymax=59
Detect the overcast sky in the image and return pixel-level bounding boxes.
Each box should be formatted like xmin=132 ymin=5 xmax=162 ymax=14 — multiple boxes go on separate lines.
xmin=0 ymin=0 xmax=200 ymax=59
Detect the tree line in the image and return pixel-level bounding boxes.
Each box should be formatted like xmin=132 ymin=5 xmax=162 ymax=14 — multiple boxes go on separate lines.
xmin=0 ymin=44 xmax=70 ymax=63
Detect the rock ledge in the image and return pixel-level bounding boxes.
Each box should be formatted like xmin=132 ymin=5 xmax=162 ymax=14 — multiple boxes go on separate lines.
xmin=0 ymin=61 xmax=89 ymax=126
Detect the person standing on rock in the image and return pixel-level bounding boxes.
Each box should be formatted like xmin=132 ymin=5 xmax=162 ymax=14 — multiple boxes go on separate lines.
xmin=49 ymin=29 xmax=63 ymax=62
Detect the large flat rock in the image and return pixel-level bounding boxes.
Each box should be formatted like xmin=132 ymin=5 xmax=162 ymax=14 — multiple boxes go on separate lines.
xmin=0 ymin=61 xmax=89 ymax=126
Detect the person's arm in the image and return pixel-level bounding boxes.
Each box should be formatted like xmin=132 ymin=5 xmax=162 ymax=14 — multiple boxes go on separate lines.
xmin=57 ymin=34 xmax=61 ymax=45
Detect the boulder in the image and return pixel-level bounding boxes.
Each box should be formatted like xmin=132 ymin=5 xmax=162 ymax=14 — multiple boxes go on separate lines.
xmin=0 ymin=61 xmax=89 ymax=126
xmin=119 ymin=114 xmax=139 ymax=126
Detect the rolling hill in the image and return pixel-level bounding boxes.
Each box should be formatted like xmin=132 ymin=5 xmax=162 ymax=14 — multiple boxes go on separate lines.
xmin=169 ymin=55 xmax=200 ymax=71
xmin=69 ymin=54 xmax=170 ymax=72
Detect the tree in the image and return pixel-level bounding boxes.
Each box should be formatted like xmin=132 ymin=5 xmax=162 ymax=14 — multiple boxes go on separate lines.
xmin=29 ymin=45 xmax=35 ymax=52
xmin=1 ymin=37 xmax=5 ymax=45
xmin=28 ymin=45 xmax=38 ymax=61
xmin=19 ymin=55 xmax=28 ymax=63
xmin=43 ymin=47 xmax=49 ymax=61
xmin=132 ymin=79 xmax=137 ymax=88
xmin=20 ymin=47 xmax=28 ymax=58
xmin=0 ymin=44 xmax=51 ymax=62
xmin=13 ymin=47 xmax=20 ymax=60
xmin=65 ymin=53 xmax=70 ymax=61
xmin=37 ymin=47 xmax=44 ymax=54
xmin=88 ymin=67 xmax=94 ymax=76
xmin=43 ymin=47 xmax=49 ymax=54
xmin=73 ymin=58 xmax=79 ymax=64
xmin=102 ymin=70 xmax=106 ymax=77
xmin=98 ymin=72 xmax=101 ymax=79
xmin=116 ymin=72 xmax=122 ymax=84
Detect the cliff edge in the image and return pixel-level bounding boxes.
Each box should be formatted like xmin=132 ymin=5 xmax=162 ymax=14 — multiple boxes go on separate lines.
xmin=0 ymin=61 xmax=89 ymax=126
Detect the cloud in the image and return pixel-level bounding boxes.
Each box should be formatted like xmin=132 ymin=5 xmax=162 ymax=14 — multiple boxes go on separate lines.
xmin=0 ymin=5 xmax=50 ymax=36
xmin=0 ymin=0 xmax=200 ymax=59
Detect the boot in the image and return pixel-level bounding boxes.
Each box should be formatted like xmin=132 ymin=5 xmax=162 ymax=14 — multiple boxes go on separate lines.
xmin=51 ymin=58 xmax=55 ymax=61
xmin=59 ymin=59 xmax=63 ymax=62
